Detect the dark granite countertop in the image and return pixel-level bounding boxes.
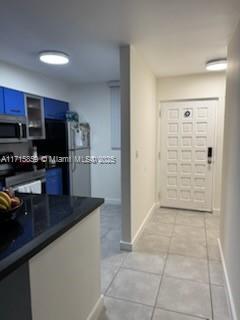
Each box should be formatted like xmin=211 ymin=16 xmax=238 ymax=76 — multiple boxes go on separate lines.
xmin=0 ymin=193 xmax=104 ymax=281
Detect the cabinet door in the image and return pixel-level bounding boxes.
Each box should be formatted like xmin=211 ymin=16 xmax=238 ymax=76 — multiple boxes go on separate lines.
xmin=4 ymin=88 xmax=25 ymax=116
xmin=44 ymin=98 xmax=69 ymax=120
xmin=46 ymin=168 xmax=63 ymax=195
xmin=57 ymin=100 xmax=69 ymax=120
xmin=25 ymin=95 xmax=45 ymax=139
xmin=0 ymin=88 xmax=4 ymax=114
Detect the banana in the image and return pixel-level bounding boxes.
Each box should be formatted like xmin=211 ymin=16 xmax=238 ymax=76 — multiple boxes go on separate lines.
xmin=0 ymin=203 xmax=8 ymax=211
xmin=0 ymin=191 xmax=12 ymax=204
xmin=0 ymin=192 xmax=11 ymax=209
xmin=0 ymin=197 xmax=10 ymax=210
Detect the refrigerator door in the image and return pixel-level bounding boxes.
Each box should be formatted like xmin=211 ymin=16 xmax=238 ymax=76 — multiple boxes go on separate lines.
xmin=69 ymin=148 xmax=91 ymax=197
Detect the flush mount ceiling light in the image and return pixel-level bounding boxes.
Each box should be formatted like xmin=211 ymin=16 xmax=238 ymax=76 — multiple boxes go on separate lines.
xmin=39 ymin=51 xmax=69 ymax=65
xmin=206 ymin=59 xmax=227 ymax=71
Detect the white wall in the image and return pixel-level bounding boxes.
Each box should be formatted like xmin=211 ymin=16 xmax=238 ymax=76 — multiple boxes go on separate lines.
xmin=130 ymin=47 xmax=157 ymax=238
xmin=158 ymin=73 xmax=226 ymax=101
xmin=0 ymin=61 xmax=70 ymax=101
xmin=220 ymin=21 xmax=240 ymax=320
xmin=157 ymin=73 xmax=226 ymax=213
xmin=69 ymin=84 xmax=121 ymax=204
xmin=120 ymin=45 xmax=157 ymax=245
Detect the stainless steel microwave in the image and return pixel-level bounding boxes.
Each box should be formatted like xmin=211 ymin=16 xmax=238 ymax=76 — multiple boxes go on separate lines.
xmin=0 ymin=115 xmax=27 ymax=143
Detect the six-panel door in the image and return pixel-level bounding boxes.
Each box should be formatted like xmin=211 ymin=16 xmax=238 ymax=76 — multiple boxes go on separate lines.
xmin=160 ymin=100 xmax=217 ymax=212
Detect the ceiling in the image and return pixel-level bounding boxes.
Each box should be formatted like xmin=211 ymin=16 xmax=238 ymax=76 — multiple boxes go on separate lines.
xmin=0 ymin=0 xmax=240 ymax=83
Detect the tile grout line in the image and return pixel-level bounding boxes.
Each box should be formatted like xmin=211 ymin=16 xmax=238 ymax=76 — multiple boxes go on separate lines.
xmin=155 ymin=306 xmax=209 ymax=320
xmin=156 ymin=273 xmax=210 ymax=285
xmin=111 ymin=258 xmax=211 ymax=285
xmin=103 ymin=246 xmax=129 ymax=295
xmin=101 ymin=206 xmax=127 ymax=296
xmin=153 ymin=209 xmax=213 ymax=320
xmin=103 ymin=295 xmax=208 ymax=320
xmin=119 ymin=265 xmax=164 ymax=277
xmin=104 ymin=294 xmax=155 ymax=308
xmin=103 ymin=263 xmax=122 ymax=296
xmin=150 ymin=209 xmax=177 ymax=320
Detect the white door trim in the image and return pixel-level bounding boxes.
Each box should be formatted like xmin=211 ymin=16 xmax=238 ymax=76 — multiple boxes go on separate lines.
xmin=157 ymin=98 xmax=219 ymax=212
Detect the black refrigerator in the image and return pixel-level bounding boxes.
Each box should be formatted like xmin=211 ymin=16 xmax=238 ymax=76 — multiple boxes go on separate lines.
xmin=34 ymin=120 xmax=69 ymax=195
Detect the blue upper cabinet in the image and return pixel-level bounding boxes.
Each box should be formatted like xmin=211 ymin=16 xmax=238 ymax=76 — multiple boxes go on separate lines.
xmin=3 ymin=88 xmax=25 ymax=116
xmin=0 ymin=88 xmax=4 ymax=114
xmin=44 ymin=98 xmax=69 ymax=120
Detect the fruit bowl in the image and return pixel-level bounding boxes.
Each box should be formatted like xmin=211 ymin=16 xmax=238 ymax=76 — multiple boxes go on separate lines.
xmin=0 ymin=199 xmax=23 ymax=223
xmin=0 ymin=190 xmax=24 ymax=223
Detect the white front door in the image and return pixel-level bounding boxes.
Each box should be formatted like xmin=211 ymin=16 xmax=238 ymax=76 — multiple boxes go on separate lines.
xmin=160 ymin=100 xmax=217 ymax=212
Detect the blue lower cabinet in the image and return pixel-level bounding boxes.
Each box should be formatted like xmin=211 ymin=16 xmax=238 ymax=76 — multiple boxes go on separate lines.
xmin=0 ymin=88 xmax=4 ymax=114
xmin=3 ymin=88 xmax=25 ymax=116
xmin=46 ymin=168 xmax=63 ymax=195
xmin=44 ymin=98 xmax=69 ymax=120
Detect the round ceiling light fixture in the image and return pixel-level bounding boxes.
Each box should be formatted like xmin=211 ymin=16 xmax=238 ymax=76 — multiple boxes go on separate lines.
xmin=39 ymin=51 xmax=69 ymax=65
xmin=206 ymin=59 xmax=227 ymax=72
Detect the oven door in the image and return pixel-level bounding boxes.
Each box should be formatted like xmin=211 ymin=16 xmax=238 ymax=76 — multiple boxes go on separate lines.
xmin=0 ymin=115 xmax=27 ymax=143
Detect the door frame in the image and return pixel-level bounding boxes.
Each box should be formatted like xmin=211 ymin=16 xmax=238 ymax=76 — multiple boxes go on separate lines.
xmin=157 ymin=98 xmax=219 ymax=212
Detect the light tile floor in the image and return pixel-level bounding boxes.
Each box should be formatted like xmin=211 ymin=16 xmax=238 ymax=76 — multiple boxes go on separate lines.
xmin=99 ymin=205 xmax=230 ymax=320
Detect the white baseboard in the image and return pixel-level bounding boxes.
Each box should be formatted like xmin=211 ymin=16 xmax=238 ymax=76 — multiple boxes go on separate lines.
xmin=120 ymin=240 xmax=132 ymax=251
xmin=131 ymin=202 xmax=156 ymax=245
xmin=120 ymin=202 xmax=157 ymax=252
xmin=218 ymin=239 xmax=238 ymax=320
xmin=86 ymin=294 xmax=104 ymax=320
xmin=105 ymin=198 xmax=121 ymax=205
